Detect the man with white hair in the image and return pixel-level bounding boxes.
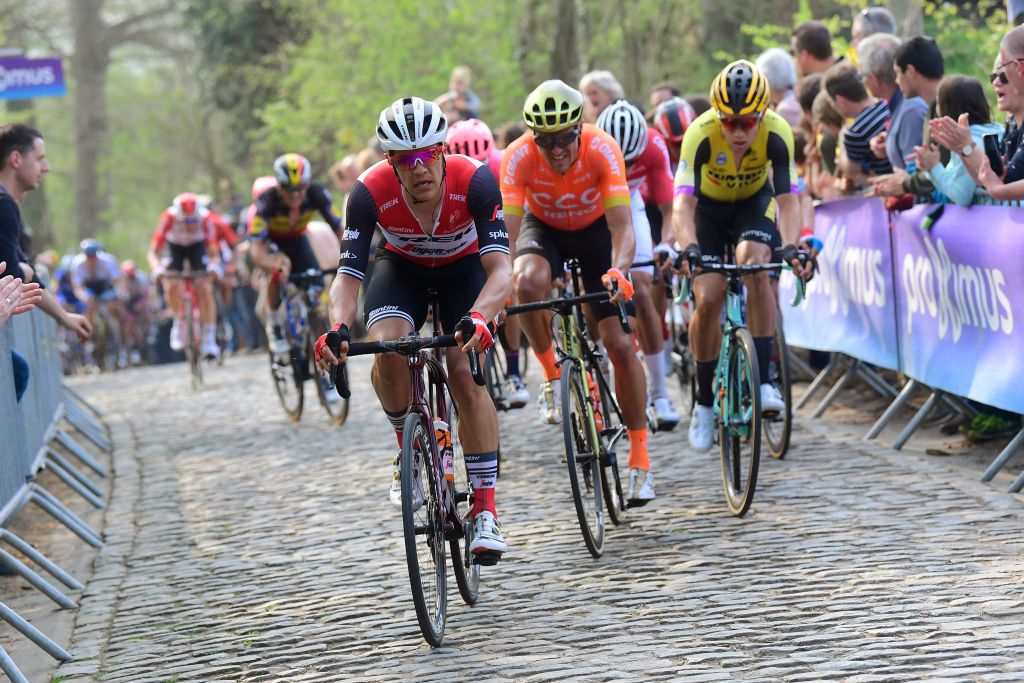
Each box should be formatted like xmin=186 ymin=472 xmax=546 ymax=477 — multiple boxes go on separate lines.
xmin=859 ymin=32 xmax=927 ymax=170
xmin=756 ymin=48 xmax=801 ymax=128
xmin=579 ymin=70 xmax=625 ymax=123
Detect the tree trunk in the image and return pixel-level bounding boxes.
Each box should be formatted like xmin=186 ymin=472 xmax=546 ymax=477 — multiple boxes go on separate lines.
xmin=71 ymin=0 xmax=111 ymax=241
xmin=550 ymin=0 xmax=582 ymax=83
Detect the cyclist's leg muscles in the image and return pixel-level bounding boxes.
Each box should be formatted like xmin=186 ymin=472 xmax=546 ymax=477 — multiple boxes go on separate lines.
xmin=737 ymin=191 xmax=781 ymax=384
xmin=512 ymin=214 xmax=560 ymax=380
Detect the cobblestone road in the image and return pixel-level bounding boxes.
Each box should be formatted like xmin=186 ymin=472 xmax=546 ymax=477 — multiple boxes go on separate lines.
xmin=54 ymin=354 xmax=1024 ymax=682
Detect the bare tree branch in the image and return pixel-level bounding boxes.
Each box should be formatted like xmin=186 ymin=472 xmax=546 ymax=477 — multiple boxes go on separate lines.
xmin=103 ymin=0 xmax=177 ymax=49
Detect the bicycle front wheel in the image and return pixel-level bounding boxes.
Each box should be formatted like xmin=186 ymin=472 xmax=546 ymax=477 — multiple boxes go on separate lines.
xmin=270 ymin=347 xmax=303 ymax=420
xmin=446 ymin=401 xmax=480 ymax=606
xmin=561 ymin=362 xmax=605 ymax=558
xmin=401 ymin=412 xmax=447 ymax=646
xmin=184 ymin=299 xmax=203 ymax=390
xmin=719 ymin=328 xmax=762 ymax=517
xmin=764 ymin=316 xmax=793 ymax=459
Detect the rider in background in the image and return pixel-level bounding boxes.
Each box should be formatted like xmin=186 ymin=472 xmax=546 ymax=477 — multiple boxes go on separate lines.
xmin=248 ymin=154 xmax=343 ymax=356
xmin=596 ymin=99 xmax=681 ymax=432
xmin=447 ymin=118 xmax=530 ymax=409
xmin=148 ymin=192 xmax=222 ymax=358
xmin=71 ymin=239 xmax=126 ymax=367
xmin=118 ymin=259 xmax=152 ymax=365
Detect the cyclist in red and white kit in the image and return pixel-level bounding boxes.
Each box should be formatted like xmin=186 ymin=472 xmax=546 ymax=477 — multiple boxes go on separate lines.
xmin=315 ymin=97 xmax=512 ymax=560
xmin=446 ymin=118 xmax=530 ymax=409
xmin=147 ymin=192 xmax=221 ymax=358
xmin=596 ymin=99 xmax=681 ymax=431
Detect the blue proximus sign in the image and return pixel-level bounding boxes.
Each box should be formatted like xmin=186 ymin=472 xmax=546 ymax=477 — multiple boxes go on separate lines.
xmin=0 ymin=56 xmax=66 ymax=100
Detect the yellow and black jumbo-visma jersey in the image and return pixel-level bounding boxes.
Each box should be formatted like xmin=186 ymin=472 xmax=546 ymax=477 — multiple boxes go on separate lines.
xmin=673 ymin=108 xmax=797 ymax=203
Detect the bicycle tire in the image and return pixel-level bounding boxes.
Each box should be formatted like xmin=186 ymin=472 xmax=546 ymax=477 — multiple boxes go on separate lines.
xmin=484 ymin=347 xmax=507 ymax=411
xmin=184 ymin=298 xmax=203 ymax=390
xmin=561 ymin=362 xmax=605 ymax=558
xmin=593 ymin=367 xmax=627 ymax=526
xmin=401 ymin=412 xmax=447 ymax=646
xmin=764 ymin=315 xmax=793 ymax=459
xmin=270 ymin=348 xmax=303 ymax=420
xmin=446 ymin=400 xmax=480 ymax=606
xmin=719 ymin=328 xmax=761 ymax=517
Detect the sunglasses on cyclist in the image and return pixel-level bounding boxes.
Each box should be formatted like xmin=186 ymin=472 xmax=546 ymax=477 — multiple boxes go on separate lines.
xmin=991 ymin=70 xmax=1010 ymax=85
xmin=279 ymin=184 xmax=308 ymax=194
xmin=386 ymin=146 xmax=445 ymax=169
xmin=718 ymin=114 xmax=762 ymax=132
xmin=535 ymin=127 xmax=581 ymax=150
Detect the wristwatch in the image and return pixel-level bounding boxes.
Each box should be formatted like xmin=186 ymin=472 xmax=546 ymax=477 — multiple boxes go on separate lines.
xmin=960 ymin=144 xmax=974 ymax=156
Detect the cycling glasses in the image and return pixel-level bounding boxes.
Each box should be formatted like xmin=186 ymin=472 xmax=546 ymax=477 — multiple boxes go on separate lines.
xmin=718 ymin=114 xmax=762 ymax=132
xmin=534 ymin=127 xmax=581 ymax=150
xmin=278 ymin=183 xmax=308 ymax=194
xmin=387 ymin=146 xmax=445 ymax=169
xmin=991 ymin=70 xmax=1010 ymax=85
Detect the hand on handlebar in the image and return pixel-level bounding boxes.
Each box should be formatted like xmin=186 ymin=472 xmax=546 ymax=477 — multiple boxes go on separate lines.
xmin=455 ymin=311 xmax=495 ymax=353
xmin=782 ymin=243 xmax=815 ymax=282
xmin=601 ymin=267 xmax=634 ymax=303
xmin=673 ymin=243 xmax=702 ymax=279
xmin=314 ymin=323 xmax=349 ymax=373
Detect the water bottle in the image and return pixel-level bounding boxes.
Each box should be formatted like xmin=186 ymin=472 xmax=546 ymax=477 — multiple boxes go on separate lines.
xmin=435 ymin=419 xmax=454 ymax=482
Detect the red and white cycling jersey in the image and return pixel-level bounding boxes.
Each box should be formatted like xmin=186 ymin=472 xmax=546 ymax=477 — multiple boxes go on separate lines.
xmin=627 ymin=127 xmax=674 ymax=206
xmin=338 ymin=154 xmax=509 ymax=280
xmin=152 ymin=206 xmax=216 ymax=249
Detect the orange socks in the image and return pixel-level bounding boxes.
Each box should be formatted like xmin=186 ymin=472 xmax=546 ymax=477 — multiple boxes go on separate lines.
xmin=536 ymin=346 xmax=561 ymax=382
xmin=628 ymin=428 xmax=649 ymax=471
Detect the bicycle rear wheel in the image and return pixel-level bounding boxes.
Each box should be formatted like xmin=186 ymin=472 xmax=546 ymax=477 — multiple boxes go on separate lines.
xmin=764 ymin=316 xmax=793 ymax=459
xmin=446 ymin=401 xmax=480 ymax=606
xmin=270 ymin=347 xmax=303 ymax=420
xmin=484 ymin=348 xmax=507 ymax=410
xmin=592 ymin=368 xmax=627 ymax=526
xmin=720 ymin=328 xmax=761 ymax=517
xmin=401 ymin=412 xmax=447 ymax=646
xmin=561 ymin=362 xmax=605 ymax=557
xmin=308 ymin=313 xmax=349 ymax=425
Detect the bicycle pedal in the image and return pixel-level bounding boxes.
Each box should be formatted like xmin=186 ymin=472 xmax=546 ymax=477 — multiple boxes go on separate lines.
xmin=473 ymin=550 xmax=501 ymax=566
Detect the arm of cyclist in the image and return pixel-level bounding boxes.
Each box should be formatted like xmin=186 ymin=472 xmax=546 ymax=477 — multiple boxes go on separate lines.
xmin=670 ymin=193 xmax=699 ymax=278
xmin=602 ymin=203 xmax=636 ymax=304
xmin=457 ymin=164 xmax=513 ymax=352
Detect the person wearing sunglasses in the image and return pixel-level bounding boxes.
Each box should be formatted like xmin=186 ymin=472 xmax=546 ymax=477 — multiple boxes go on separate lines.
xmin=317 ymin=96 xmax=512 ymax=561
xmin=501 ymin=79 xmax=657 ymax=505
xmin=672 ymin=59 xmax=811 ymax=454
xmin=248 ymin=153 xmax=343 ymax=355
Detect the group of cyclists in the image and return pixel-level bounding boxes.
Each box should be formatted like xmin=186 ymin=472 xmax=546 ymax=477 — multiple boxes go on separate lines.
xmin=293 ymin=60 xmax=817 ymax=564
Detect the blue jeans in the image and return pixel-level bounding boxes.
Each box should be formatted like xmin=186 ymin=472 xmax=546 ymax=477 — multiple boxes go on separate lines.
xmin=11 ymin=349 xmax=29 ymax=403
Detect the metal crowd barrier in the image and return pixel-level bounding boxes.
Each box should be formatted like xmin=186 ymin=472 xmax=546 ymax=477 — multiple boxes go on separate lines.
xmin=0 ymin=310 xmax=110 ymax=682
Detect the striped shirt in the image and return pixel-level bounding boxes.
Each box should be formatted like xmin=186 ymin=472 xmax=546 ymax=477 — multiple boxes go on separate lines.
xmin=842 ymin=99 xmax=892 ymax=176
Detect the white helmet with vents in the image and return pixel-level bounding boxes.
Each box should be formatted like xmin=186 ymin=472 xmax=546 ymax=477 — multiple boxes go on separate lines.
xmin=376 ymin=97 xmax=449 ymax=152
xmin=596 ymin=99 xmax=649 ymax=162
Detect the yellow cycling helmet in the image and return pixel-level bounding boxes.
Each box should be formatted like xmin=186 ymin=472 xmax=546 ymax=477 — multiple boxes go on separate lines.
xmin=710 ymin=60 xmax=772 ymax=117
xmin=522 ymin=80 xmax=584 ymax=133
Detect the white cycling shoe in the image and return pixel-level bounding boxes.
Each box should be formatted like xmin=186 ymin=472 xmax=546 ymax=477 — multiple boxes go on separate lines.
xmin=650 ymin=397 xmax=680 ymax=432
xmin=627 ymin=468 xmax=656 ymax=506
xmin=389 ymin=454 xmax=424 ymax=511
xmin=537 ymin=380 xmax=561 ymax=424
xmin=506 ymin=375 xmax=530 ymax=408
xmin=169 ymin=319 xmax=185 ymax=352
xmin=470 ymin=510 xmax=507 ymax=556
xmin=688 ymin=404 xmax=715 ymax=453
xmin=760 ymin=383 xmax=785 ymax=415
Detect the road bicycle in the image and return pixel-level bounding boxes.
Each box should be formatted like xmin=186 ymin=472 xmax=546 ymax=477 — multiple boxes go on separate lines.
xmin=675 ymin=248 xmax=804 ymax=516
xmin=270 ymin=268 xmax=349 ymax=424
xmin=329 ymin=300 xmax=487 ymax=647
xmin=507 ymin=259 xmax=630 ymax=558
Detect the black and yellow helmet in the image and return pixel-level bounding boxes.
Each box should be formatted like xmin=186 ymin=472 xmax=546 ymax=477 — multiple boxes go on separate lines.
xmin=710 ymin=60 xmax=771 ymax=117
xmin=523 ymin=80 xmax=584 ymax=133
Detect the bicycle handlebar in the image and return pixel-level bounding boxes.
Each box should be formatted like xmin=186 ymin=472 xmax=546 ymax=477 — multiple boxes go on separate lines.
xmin=671 ymin=259 xmax=806 ymax=307
xmin=326 ymin=316 xmax=485 ymax=398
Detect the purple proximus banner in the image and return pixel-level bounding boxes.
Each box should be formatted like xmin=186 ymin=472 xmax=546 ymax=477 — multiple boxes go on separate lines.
xmin=892 ymin=204 xmax=1023 ymax=414
xmin=0 ymin=56 xmax=66 ymax=100
xmin=779 ymin=196 xmax=900 ymax=370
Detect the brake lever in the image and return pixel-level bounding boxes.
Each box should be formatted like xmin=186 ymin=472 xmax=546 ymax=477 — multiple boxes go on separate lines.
xmin=458 ymin=317 xmax=485 ymax=386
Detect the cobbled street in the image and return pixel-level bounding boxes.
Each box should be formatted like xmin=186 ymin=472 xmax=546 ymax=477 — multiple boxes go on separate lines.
xmin=52 ymin=354 xmax=1024 ymax=682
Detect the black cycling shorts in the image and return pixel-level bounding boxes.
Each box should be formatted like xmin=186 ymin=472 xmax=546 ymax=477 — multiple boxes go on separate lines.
xmin=515 ymin=211 xmax=635 ymax=321
xmin=363 ymin=251 xmax=487 ymax=334
xmin=165 ymin=242 xmax=209 ymax=273
xmin=645 ymin=200 xmax=664 ymax=246
xmin=695 ymin=185 xmax=783 ymax=272
xmin=268 ymin=234 xmax=320 ymax=275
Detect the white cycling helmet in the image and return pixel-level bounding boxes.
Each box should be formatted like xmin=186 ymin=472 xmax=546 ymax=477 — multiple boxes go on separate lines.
xmin=596 ymin=99 xmax=649 ymax=162
xmin=376 ymin=97 xmax=448 ymax=152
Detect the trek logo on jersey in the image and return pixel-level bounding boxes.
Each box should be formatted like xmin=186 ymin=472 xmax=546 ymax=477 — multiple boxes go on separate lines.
xmin=342 ymin=229 xmax=360 ymax=240
xmin=490 ymin=205 xmax=503 ymax=222
xmin=379 ymin=198 xmax=399 ymax=212
xmin=449 ymin=193 xmax=466 ymax=202
xmin=715 ymin=152 xmax=728 ymax=165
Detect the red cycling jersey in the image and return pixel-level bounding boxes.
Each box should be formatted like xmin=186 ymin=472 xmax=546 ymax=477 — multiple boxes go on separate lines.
xmin=152 ymin=207 xmax=217 ymax=249
xmin=627 ymin=127 xmax=674 ymax=206
xmin=338 ymin=154 xmax=509 ymax=280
